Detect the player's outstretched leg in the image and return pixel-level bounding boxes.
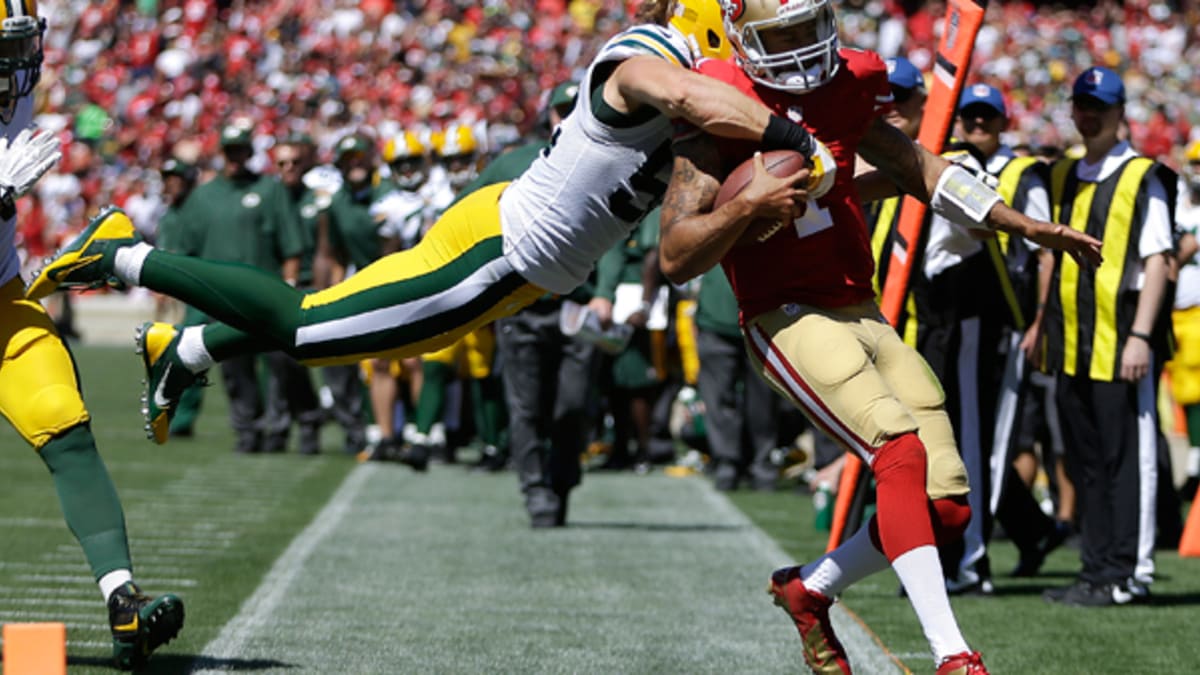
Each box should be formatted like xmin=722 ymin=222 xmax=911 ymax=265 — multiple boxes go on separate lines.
xmin=767 ymin=566 xmax=851 ymax=674
xmin=136 ymin=322 xmax=207 ymax=444
xmin=108 ymin=581 xmax=185 ymax=670
xmin=25 ymin=205 xmax=137 ymax=300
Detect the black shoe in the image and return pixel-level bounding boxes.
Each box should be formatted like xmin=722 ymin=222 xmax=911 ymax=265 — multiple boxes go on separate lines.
xmin=595 ymin=454 xmax=634 ymax=472
xmin=713 ymin=463 xmax=740 ymax=491
xmin=1111 ymin=577 xmax=1152 ymax=605
xmin=527 ymin=487 xmax=564 ymax=528
xmin=357 ymin=438 xmax=401 ymax=463
xmin=397 ymin=442 xmax=430 ymax=472
xmin=1011 ymin=521 xmax=1072 ymax=577
xmin=108 ymin=582 xmax=185 ymax=670
xmin=947 ymin=576 xmax=995 ymax=597
xmin=471 ymin=445 xmax=507 ymax=473
xmin=1043 ymin=579 xmax=1114 ymax=607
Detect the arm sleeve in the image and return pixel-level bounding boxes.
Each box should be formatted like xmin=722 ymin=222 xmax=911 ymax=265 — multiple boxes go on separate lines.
xmin=594 ymin=241 xmax=624 ymax=301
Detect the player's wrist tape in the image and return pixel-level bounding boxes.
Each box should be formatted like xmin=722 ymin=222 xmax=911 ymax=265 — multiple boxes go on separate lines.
xmin=762 ymin=115 xmax=815 ymax=159
xmin=1130 ymin=330 xmax=1152 ymax=342
xmin=930 ymin=164 xmax=1003 ymax=231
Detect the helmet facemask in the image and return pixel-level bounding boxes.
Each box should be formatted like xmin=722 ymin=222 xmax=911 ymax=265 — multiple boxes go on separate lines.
xmin=725 ymin=0 xmax=839 ymax=93
xmin=0 ymin=13 xmax=45 ymax=120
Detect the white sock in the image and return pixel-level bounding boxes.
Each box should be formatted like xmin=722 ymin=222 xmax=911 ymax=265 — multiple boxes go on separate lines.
xmin=1187 ymin=447 xmax=1200 ymax=477
xmin=801 ymin=524 xmax=889 ymax=597
xmin=99 ymin=569 xmax=133 ymax=602
xmin=112 ymin=242 xmax=154 ymax=285
xmin=177 ymin=326 xmax=215 ymax=373
xmin=891 ymin=545 xmax=970 ymax=662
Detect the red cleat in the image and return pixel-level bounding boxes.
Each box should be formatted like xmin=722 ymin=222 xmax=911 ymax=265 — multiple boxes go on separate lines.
xmin=936 ymin=651 xmax=989 ymax=675
xmin=767 ymin=566 xmax=852 ymax=674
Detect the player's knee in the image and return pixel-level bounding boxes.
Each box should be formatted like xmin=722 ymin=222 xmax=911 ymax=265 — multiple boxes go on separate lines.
xmin=930 ymin=495 xmax=971 ymax=546
xmin=26 ymin=384 xmax=89 ymax=446
xmin=873 ymin=432 xmax=927 ymax=486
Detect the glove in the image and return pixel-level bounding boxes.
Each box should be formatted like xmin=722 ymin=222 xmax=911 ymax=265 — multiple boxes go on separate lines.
xmin=806 ymin=139 xmax=837 ymax=200
xmin=0 ymin=127 xmax=62 ymax=199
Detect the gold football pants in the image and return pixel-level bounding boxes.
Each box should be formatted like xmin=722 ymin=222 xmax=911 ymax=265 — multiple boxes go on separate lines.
xmin=0 ymin=277 xmax=89 ymax=449
xmin=745 ymin=300 xmax=968 ymax=499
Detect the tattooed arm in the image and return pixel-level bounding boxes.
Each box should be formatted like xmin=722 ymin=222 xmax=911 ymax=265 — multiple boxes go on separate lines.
xmin=857 ymin=118 xmax=1103 ymax=264
xmin=659 ymin=136 xmax=810 ymax=283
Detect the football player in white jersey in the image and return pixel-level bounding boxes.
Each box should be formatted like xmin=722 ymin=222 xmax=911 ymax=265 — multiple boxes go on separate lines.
xmin=28 ymin=0 xmax=827 ymax=445
xmin=0 ymin=1 xmax=184 ymax=668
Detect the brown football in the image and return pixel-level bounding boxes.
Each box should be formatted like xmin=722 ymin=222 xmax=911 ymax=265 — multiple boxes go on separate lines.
xmin=714 ymin=149 xmax=809 ymax=247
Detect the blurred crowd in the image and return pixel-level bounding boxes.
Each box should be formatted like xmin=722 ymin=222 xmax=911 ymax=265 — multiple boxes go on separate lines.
xmin=839 ymin=0 xmax=1199 ymax=162
xmin=16 ymin=0 xmax=1200 ymax=264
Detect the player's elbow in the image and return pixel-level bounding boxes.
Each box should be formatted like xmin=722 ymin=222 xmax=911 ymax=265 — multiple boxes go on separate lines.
xmin=659 ymin=246 xmax=700 ymax=285
xmin=658 ymin=245 xmax=684 ymax=283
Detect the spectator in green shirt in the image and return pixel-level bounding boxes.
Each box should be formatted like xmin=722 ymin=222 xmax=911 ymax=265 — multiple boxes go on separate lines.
xmin=173 ymin=121 xmax=305 ymax=454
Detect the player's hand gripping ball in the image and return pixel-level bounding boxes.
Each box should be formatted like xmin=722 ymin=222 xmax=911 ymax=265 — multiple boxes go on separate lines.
xmin=714 ymin=142 xmax=835 ymax=247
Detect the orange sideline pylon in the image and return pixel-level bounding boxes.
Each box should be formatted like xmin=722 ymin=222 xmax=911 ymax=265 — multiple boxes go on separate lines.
xmin=3 ymin=622 xmax=67 ymax=675
xmin=826 ymin=454 xmax=865 ymax=552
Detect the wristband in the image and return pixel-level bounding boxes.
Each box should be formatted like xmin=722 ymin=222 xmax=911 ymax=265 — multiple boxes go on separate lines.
xmin=929 ymin=164 xmax=1003 ymax=231
xmin=0 ymin=185 xmax=13 ymax=221
xmin=1130 ymin=330 xmax=1152 ymax=343
xmin=762 ymin=115 xmax=815 ymax=159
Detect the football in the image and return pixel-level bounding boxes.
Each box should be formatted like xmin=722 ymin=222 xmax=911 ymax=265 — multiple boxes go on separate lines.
xmin=714 ymin=149 xmax=809 ymax=247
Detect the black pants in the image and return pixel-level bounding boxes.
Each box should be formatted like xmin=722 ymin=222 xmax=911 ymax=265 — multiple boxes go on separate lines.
xmin=321 ymin=364 xmax=366 ymax=454
xmin=261 ymin=351 xmax=324 ymax=452
xmin=219 ymin=353 xmax=262 ymax=453
xmin=1055 ymin=372 xmax=1158 ymax=586
xmin=497 ymin=307 xmax=595 ymax=512
xmin=918 ymin=312 xmax=1005 ymax=581
xmin=696 ymin=329 xmax=778 ymax=485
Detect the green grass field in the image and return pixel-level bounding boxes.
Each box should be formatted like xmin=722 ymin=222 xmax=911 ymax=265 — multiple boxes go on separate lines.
xmin=1 ymin=345 xmax=1197 ymax=673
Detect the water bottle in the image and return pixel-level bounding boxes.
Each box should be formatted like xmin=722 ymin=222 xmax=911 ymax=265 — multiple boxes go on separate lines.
xmin=813 ymin=481 xmax=834 ymax=531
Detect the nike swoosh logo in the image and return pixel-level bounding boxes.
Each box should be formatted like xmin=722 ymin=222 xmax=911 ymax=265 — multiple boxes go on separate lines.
xmin=49 ymin=254 xmax=103 ymax=281
xmin=153 ymin=363 xmax=175 ymax=409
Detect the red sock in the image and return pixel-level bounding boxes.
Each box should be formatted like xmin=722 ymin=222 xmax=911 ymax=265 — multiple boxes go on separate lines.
xmin=871 ymin=432 xmax=935 ymax=561
xmin=930 ymin=495 xmax=971 ymax=547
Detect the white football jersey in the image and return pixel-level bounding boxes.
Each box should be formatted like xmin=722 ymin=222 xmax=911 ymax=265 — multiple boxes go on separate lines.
xmin=499 ymin=24 xmax=691 ymax=294
xmin=1 ymin=95 xmax=34 ymax=286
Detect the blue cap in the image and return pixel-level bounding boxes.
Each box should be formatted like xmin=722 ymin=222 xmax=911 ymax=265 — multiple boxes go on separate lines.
xmin=885 ymin=57 xmax=925 ymax=92
xmin=958 ymin=83 xmax=1007 ymax=118
xmin=1072 ymin=66 xmax=1125 ymax=105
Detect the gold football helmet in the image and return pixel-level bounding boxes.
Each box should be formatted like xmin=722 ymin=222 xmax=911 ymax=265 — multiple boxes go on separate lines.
xmin=670 ymin=0 xmax=731 ymax=61
xmin=384 ymin=131 xmax=429 ymax=190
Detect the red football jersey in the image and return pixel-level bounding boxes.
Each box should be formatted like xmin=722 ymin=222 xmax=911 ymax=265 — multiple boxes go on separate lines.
xmin=694 ymin=50 xmax=892 ymax=321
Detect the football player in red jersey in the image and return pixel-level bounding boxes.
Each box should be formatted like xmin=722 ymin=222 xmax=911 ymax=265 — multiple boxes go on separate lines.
xmin=659 ymin=1 xmax=1100 ymax=673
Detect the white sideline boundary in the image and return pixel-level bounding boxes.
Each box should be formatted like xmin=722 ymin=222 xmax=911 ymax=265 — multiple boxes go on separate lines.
xmin=193 ymin=464 xmax=901 ymax=674
xmin=191 ymin=463 xmax=377 ymax=673
xmin=696 ymin=485 xmax=904 ymax=675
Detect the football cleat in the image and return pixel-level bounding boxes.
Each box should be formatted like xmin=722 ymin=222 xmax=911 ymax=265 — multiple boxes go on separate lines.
xmin=25 ymin=205 xmax=138 ymax=300
xmin=136 ymin=322 xmax=206 ymax=444
xmin=936 ymin=650 xmax=989 ymax=675
xmin=767 ymin=566 xmax=851 ymax=675
xmin=108 ymin=581 xmax=185 ymax=670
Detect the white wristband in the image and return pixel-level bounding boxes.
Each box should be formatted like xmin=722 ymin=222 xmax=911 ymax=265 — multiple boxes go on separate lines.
xmin=930 ymin=164 xmax=1003 ymax=231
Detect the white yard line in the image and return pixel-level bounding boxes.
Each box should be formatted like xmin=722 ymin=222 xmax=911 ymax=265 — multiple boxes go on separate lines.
xmin=191 ymin=463 xmax=376 ymax=672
